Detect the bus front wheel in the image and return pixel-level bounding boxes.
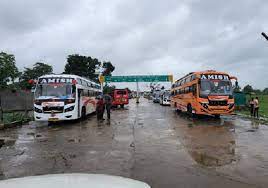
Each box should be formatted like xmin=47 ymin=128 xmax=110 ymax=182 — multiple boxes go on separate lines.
xmin=187 ymin=104 xmax=194 ymax=117
xmin=214 ymin=115 xmax=220 ymax=119
xmin=120 ymin=104 xmax=124 ymax=108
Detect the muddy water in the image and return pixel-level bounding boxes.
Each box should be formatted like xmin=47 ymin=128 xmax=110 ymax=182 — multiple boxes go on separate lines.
xmin=171 ymin=115 xmax=236 ymax=166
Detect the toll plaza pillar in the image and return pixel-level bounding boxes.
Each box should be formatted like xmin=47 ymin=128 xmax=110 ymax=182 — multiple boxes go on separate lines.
xmin=136 ymin=81 xmax=140 ymax=103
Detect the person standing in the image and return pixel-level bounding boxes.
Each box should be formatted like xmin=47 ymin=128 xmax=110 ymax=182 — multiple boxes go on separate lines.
xmin=96 ymin=96 xmax=105 ymax=121
xmin=103 ymin=93 xmax=112 ymax=120
xmin=253 ymin=97 xmax=259 ymax=118
xmin=249 ymin=98 xmax=254 ymax=117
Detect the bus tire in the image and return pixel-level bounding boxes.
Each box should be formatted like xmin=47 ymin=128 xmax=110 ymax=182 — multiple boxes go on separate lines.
xmin=81 ymin=107 xmax=86 ymax=119
xmin=214 ymin=114 xmax=220 ymax=119
xmin=120 ymin=104 xmax=124 ymax=108
xmin=187 ymin=104 xmax=193 ymax=116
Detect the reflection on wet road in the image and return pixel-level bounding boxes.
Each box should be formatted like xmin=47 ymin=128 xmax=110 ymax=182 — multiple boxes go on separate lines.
xmin=0 ymin=98 xmax=268 ymax=188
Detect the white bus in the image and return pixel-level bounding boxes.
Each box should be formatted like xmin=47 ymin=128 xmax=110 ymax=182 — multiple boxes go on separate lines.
xmin=34 ymin=74 xmax=102 ymax=122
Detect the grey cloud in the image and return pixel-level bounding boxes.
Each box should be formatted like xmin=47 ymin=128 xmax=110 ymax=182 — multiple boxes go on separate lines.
xmin=0 ymin=0 xmax=267 ymax=89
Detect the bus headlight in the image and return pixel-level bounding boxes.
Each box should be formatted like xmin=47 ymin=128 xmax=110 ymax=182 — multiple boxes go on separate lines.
xmin=34 ymin=100 xmax=42 ymax=105
xmin=65 ymin=106 xmax=75 ymax=112
xmin=34 ymin=107 xmax=42 ymax=113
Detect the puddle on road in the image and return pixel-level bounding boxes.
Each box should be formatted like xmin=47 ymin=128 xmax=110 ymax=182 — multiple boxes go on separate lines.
xmin=174 ymin=116 xmax=237 ymax=167
xmin=177 ymin=115 xmax=268 ymax=167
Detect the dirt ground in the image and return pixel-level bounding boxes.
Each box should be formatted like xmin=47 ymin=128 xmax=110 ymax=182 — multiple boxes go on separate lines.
xmin=0 ymin=98 xmax=268 ymax=188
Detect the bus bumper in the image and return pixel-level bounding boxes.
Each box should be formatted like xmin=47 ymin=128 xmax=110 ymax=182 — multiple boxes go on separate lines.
xmin=196 ymin=107 xmax=235 ymax=115
xmin=34 ymin=112 xmax=78 ymax=122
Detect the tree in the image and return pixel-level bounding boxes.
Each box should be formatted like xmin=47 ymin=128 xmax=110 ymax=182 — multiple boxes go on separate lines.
xmin=102 ymin=61 xmax=115 ymax=76
xmin=243 ymin=85 xmax=253 ymax=94
xmin=253 ymin=89 xmax=262 ymax=95
xmin=64 ymin=54 xmax=101 ymax=81
xmin=0 ymin=52 xmax=19 ymax=88
xmin=103 ymin=84 xmax=116 ymax=94
xmin=263 ymin=88 xmax=268 ymax=95
xmin=20 ymin=62 xmax=53 ymax=89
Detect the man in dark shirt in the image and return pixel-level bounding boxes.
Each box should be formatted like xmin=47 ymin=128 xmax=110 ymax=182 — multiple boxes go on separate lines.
xmin=103 ymin=93 xmax=112 ymax=119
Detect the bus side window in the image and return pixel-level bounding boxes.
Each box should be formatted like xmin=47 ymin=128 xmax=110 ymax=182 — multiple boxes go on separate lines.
xmin=189 ymin=86 xmax=193 ymax=93
xmin=185 ymin=87 xmax=189 ymax=93
xmin=78 ymin=79 xmax=82 ymax=85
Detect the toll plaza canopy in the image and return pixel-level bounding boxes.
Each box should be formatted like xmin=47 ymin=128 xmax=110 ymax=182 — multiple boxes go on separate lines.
xmin=100 ymin=75 xmax=173 ymax=83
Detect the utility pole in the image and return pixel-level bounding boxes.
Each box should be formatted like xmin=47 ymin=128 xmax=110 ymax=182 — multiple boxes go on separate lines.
xmin=261 ymin=32 xmax=268 ymax=41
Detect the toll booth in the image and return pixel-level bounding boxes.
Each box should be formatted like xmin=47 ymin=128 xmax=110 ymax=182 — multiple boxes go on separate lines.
xmin=234 ymin=92 xmax=246 ymax=107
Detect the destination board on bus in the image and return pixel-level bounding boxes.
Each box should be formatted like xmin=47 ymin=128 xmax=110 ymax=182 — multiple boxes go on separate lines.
xmin=200 ymin=74 xmax=229 ymax=80
xmin=38 ymin=78 xmax=74 ymax=84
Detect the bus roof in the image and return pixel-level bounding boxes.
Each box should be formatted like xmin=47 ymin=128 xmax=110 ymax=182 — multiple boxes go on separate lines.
xmin=192 ymin=70 xmax=230 ymax=75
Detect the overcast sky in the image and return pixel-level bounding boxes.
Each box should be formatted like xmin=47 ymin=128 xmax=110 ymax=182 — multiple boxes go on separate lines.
xmin=0 ymin=0 xmax=268 ymax=90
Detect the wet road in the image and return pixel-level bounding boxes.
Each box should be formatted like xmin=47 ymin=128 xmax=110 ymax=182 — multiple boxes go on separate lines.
xmin=0 ymin=98 xmax=268 ymax=188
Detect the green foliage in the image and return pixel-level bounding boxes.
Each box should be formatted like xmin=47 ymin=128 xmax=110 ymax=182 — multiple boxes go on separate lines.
xmin=103 ymin=84 xmax=116 ymax=94
xmin=263 ymin=88 xmax=268 ymax=94
xmin=20 ymin=62 xmax=53 ymax=89
xmin=64 ymin=54 xmax=101 ymax=81
xmin=0 ymin=52 xmax=19 ymax=88
xmin=253 ymin=89 xmax=262 ymax=95
xmin=102 ymin=61 xmax=115 ymax=76
xmin=3 ymin=112 xmax=32 ymax=124
xmin=243 ymin=84 xmax=254 ymax=94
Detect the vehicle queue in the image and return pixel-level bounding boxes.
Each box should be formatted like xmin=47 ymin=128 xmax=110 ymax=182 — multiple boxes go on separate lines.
xmin=33 ymin=70 xmax=238 ymax=123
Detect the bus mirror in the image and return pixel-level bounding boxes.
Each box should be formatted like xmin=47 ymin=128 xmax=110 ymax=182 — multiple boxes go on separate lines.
xmin=230 ymin=76 xmax=237 ymax=81
xmin=235 ymin=81 xmax=238 ymax=88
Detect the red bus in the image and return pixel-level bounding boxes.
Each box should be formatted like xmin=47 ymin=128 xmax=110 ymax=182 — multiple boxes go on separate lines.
xmin=111 ymin=89 xmax=129 ymax=108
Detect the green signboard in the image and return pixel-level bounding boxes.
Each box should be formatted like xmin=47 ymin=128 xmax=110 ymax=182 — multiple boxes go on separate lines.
xmin=103 ymin=75 xmax=173 ymax=83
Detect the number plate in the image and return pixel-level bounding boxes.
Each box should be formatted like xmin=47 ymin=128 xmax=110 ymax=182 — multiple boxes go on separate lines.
xmin=48 ymin=118 xmax=59 ymax=122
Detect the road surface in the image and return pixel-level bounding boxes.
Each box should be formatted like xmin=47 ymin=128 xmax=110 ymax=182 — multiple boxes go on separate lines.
xmin=0 ymin=98 xmax=268 ymax=188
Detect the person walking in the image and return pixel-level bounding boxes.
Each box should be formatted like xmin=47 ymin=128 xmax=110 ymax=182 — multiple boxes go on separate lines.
xmin=253 ymin=97 xmax=259 ymax=118
xmin=96 ymin=95 xmax=105 ymax=121
xmin=103 ymin=92 xmax=112 ymax=120
xmin=249 ymin=98 xmax=254 ymax=117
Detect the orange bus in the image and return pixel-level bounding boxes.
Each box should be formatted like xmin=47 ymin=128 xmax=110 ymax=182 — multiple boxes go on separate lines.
xmin=170 ymin=70 xmax=237 ymax=118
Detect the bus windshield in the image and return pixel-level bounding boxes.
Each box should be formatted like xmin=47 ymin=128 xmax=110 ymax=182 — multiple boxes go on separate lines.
xmin=200 ymin=80 xmax=233 ymax=97
xmin=35 ymin=84 xmax=74 ymax=99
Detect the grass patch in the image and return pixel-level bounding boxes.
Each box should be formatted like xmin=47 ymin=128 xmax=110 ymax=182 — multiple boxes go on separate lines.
xmin=2 ymin=112 xmax=32 ymax=124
